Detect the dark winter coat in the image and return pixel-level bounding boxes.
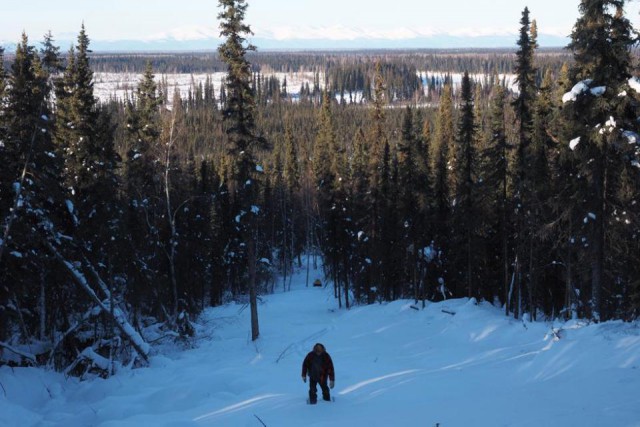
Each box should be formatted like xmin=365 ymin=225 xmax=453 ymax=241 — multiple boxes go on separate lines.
xmin=301 ymin=344 xmax=335 ymax=382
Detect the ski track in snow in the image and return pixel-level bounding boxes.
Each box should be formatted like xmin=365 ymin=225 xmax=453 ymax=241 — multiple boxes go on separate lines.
xmin=1 ymin=259 xmax=640 ymax=426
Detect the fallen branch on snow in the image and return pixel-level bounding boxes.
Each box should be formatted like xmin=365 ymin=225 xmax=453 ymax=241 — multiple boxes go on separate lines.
xmin=254 ymin=414 xmax=267 ymax=427
xmin=46 ymin=320 xmax=82 ymax=368
xmin=44 ymin=240 xmax=150 ymax=364
xmin=0 ymin=341 xmax=37 ymax=365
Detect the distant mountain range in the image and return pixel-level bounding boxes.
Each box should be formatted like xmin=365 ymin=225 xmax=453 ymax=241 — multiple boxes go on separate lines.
xmin=1 ymin=28 xmax=570 ymax=52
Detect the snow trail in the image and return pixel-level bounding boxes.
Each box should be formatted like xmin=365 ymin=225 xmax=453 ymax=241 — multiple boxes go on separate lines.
xmin=1 ymin=259 xmax=639 ymax=426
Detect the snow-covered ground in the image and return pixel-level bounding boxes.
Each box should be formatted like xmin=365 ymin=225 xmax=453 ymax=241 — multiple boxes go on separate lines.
xmin=93 ymin=71 xmax=321 ymax=104
xmin=1 ymin=259 xmax=640 ymax=426
xmin=418 ymin=71 xmax=519 ymax=95
xmin=93 ymin=70 xmax=518 ymax=105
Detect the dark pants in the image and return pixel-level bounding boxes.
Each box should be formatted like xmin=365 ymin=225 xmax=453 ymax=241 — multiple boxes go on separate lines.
xmin=309 ymin=377 xmax=330 ymax=402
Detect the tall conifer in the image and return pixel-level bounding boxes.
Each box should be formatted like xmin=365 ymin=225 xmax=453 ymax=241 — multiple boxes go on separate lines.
xmin=431 ymin=83 xmax=455 ymax=289
xmin=562 ymin=0 xmax=639 ymax=320
xmin=511 ymin=7 xmax=538 ymax=318
xmin=217 ymin=0 xmax=265 ymax=340
xmin=452 ymin=72 xmax=479 ymax=298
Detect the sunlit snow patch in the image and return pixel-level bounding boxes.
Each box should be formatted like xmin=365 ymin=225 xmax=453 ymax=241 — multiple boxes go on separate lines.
xmin=628 ymin=76 xmax=640 ymax=93
xmin=569 ymin=137 xmax=581 ymax=150
xmin=562 ymin=79 xmax=593 ymax=103
xmin=622 ymin=130 xmax=640 ymax=144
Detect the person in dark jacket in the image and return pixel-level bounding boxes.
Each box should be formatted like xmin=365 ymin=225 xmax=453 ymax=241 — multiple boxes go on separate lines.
xmin=301 ymin=343 xmax=335 ymax=404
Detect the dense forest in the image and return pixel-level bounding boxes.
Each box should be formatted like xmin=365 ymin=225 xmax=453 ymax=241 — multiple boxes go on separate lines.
xmin=87 ymin=48 xmax=570 ymax=74
xmin=1 ymin=0 xmax=639 ymax=377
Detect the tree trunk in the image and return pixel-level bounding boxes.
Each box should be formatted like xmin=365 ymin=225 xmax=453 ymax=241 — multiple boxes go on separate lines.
xmin=565 ymin=241 xmax=575 ymax=320
xmin=282 ymin=198 xmax=287 ymax=292
xmin=306 ymin=243 xmax=311 ymax=288
xmin=44 ymin=240 xmax=150 ymax=363
xmin=413 ymin=237 xmax=419 ymax=304
xmin=528 ymin=238 xmax=535 ymax=320
xmin=334 ymin=267 xmax=342 ymax=308
xmin=289 ymin=204 xmax=296 ymax=291
xmin=343 ymin=253 xmax=350 ymax=309
xmin=591 ymin=153 xmax=606 ymax=322
xmin=0 ymin=122 xmax=40 ymax=264
xmin=248 ymin=240 xmax=260 ymax=341
xmin=39 ymin=272 xmax=46 ymax=341
xmin=502 ymin=178 xmax=509 ymax=316
xmin=165 ymin=111 xmax=179 ymax=316
xmin=467 ymin=228 xmax=472 ymax=299
xmin=109 ymin=275 xmax=115 ymax=376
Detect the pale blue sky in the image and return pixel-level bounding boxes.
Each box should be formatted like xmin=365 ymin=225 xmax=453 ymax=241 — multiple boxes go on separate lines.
xmin=2 ymin=0 xmax=639 ymax=45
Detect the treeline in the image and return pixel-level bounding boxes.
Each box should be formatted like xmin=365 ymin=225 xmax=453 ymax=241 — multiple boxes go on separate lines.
xmin=86 ymin=49 xmax=571 ymax=75
xmin=85 ymin=50 xmax=571 ymax=105
xmin=90 ymin=52 xmax=228 ymax=73
xmin=1 ymin=1 xmax=639 ymax=377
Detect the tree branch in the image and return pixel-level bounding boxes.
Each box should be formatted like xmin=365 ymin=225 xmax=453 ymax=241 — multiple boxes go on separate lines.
xmin=0 ymin=113 xmax=44 ymax=263
xmin=43 ymin=240 xmax=150 ymax=363
xmin=0 ymin=341 xmax=36 ymax=365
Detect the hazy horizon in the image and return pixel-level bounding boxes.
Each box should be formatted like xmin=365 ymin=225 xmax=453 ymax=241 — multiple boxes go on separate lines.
xmin=3 ymin=0 xmax=640 ymax=51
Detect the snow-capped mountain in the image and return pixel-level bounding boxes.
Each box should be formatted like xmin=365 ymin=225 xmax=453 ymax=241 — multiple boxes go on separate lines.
xmin=1 ymin=25 xmax=569 ymax=52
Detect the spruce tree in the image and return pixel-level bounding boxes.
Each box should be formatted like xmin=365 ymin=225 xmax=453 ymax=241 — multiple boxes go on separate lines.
xmin=546 ymin=62 xmax=584 ymax=319
xmin=54 ymin=26 xmax=120 ymax=278
xmin=217 ymin=0 xmax=265 ymax=340
xmin=397 ymin=107 xmax=417 ymax=295
xmin=282 ymin=122 xmax=303 ymax=269
xmin=56 ymin=26 xmax=116 ymax=191
xmin=368 ymin=63 xmax=391 ymax=301
xmin=40 ymin=31 xmax=62 ymax=75
xmin=39 ymin=31 xmax=63 ymax=114
xmin=313 ymin=89 xmax=343 ymax=306
xmin=5 ymin=34 xmax=47 ymax=160
xmin=430 ymin=83 xmax=455 ymax=290
xmin=452 ymin=72 xmax=479 ymax=298
xmin=0 ymin=45 xmax=7 ymax=229
xmin=270 ymin=133 xmax=288 ymax=289
xmin=484 ymin=83 xmax=512 ymax=311
xmin=378 ymin=142 xmax=401 ymax=301
xmin=124 ymin=62 xmax=163 ymax=315
xmin=283 ymin=123 xmax=300 ymax=196
xmin=0 ymin=46 xmax=6 ymax=98
xmin=0 ymin=32 xmax=63 ymax=344
xmin=331 ymin=129 xmax=351 ymax=308
xmin=511 ymin=7 xmax=538 ymax=318
xmin=528 ymin=69 xmax=555 ymax=318
xmin=1 ymin=33 xmax=52 ymax=258
xmin=397 ymin=106 xmax=429 ymax=302
xmin=349 ymin=127 xmax=372 ymax=303
xmin=415 ymin=110 xmax=433 ymax=306
xmin=562 ymin=0 xmax=639 ymax=320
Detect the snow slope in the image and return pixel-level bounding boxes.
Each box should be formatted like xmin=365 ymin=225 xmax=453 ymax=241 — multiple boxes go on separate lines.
xmin=1 ymin=260 xmax=640 ymax=426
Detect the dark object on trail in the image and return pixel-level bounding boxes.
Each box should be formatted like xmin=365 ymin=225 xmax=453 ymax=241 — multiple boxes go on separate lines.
xmin=313 ymin=279 xmax=322 ymax=287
